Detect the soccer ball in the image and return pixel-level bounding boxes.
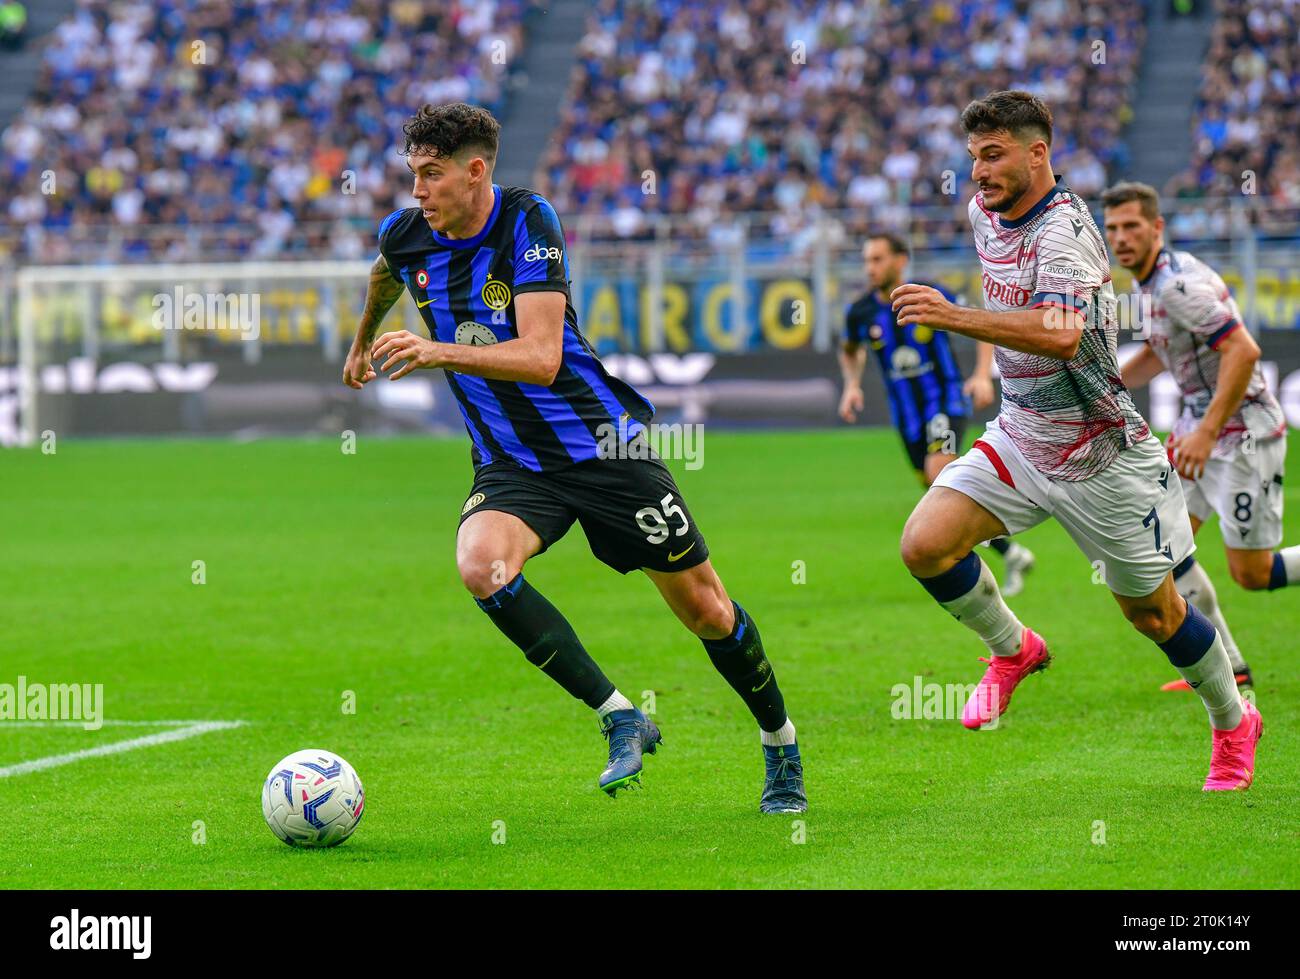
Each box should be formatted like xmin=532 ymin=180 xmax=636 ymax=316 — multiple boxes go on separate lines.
xmin=262 ymin=749 xmax=365 ymax=847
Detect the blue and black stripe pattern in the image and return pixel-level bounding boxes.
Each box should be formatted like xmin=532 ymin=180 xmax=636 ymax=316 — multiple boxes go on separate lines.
xmin=844 ymin=283 xmax=969 ymax=442
xmin=378 ymin=185 xmax=654 ymax=471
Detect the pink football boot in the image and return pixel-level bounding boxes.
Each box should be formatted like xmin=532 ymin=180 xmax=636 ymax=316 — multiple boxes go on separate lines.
xmin=1203 ymin=699 xmax=1263 ymax=791
xmin=962 ymin=628 xmax=1051 ymax=730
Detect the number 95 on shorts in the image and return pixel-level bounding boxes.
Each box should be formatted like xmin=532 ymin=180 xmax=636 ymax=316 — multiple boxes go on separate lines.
xmin=458 ymin=455 xmax=711 ymax=575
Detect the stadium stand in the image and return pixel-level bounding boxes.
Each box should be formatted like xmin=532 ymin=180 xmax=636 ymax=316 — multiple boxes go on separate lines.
xmin=1166 ymin=0 xmax=1300 ymax=215
xmin=1 ymin=0 xmax=1294 ymax=262
xmin=535 ymin=0 xmax=1146 ymax=245
xmin=0 ymin=0 xmax=537 ymax=264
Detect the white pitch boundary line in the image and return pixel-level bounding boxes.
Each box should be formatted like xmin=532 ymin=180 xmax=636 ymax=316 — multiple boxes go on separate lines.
xmin=2 ymin=719 xmax=220 ymax=728
xmin=0 ymin=720 xmax=248 ymax=778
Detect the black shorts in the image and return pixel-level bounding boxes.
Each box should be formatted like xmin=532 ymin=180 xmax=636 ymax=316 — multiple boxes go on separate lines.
xmin=901 ymin=413 xmax=968 ymax=472
xmin=458 ymin=453 xmax=710 ymax=575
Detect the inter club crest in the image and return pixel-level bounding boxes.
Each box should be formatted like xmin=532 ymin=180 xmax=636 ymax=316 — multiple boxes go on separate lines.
xmin=481 ymin=274 xmax=511 ymax=310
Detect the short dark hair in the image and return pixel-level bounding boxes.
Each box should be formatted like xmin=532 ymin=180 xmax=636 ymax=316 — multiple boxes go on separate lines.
xmin=401 ymin=102 xmax=500 ymax=168
xmin=1100 ymin=180 xmax=1161 ymax=221
xmin=866 ymin=231 xmax=909 ymax=258
xmin=961 ymin=90 xmax=1053 ymax=148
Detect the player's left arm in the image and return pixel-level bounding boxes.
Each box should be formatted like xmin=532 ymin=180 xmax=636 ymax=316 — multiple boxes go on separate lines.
xmin=372 ymin=196 xmax=571 ymax=386
xmin=1170 ymin=324 xmax=1261 ymax=479
xmin=370 ymin=292 xmax=564 ymax=385
xmin=933 ymin=284 xmax=996 ymax=406
xmin=1119 ymin=341 xmax=1166 ymax=390
xmin=964 ymin=340 xmax=996 ymax=409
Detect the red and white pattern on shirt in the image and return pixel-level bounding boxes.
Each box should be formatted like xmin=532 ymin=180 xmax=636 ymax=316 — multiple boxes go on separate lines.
xmin=1134 ymin=249 xmax=1285 ymax=459
xmin=970 ymin=187 xmax=1149 ymax=481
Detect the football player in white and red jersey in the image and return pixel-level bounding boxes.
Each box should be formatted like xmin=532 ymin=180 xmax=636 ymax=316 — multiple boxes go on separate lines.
xmin=1105 ymin=179 xmax=1298 ymax=693
xmin=889 ymin=91 xmax=1261 ymax=791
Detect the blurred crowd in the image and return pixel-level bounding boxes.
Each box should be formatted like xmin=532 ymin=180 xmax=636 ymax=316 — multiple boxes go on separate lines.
xmin=0 ymin=0 xmax=533 ymax=263
xmin=1164 ymin=0 xmax=1300 ymax=226
xmin=1 ymin=0 xmax=1295 ymax=264
xmin=535 ymin=0 xmax=1145 ymax=248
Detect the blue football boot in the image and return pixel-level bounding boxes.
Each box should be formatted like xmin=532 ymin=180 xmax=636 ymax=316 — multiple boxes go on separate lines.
xmin=598 ymin=708 xmax=662 ymax=796
xmin=760 ymin=743 xmax=807 ymax=813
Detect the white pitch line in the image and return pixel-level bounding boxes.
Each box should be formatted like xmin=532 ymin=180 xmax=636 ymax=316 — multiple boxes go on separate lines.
xmin=0 ymin=720 xmax=247 ymax=778
xmin=2 ymin=719 xmax=218 ymax=728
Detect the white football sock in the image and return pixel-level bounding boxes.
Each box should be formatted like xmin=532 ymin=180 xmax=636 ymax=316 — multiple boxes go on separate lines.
xmin=1174 ymin=560 xmax=1247 ymax=673
xmin=596 ymin=690 xmax=634 ymax=718
xmin=1275 ymin=545 xmax=1300 ymax=586
xmin=760 ymin=719 xmax=797 ymax=747
xmin=940 ymin=557 xmax=1024 ymax=657
xmin=1175 ymin=633 xmax=1244 ymax=731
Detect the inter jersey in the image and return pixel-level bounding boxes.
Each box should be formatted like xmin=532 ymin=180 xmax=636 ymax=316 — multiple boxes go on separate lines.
xmin=845 ymin=285 xmax=969 ymax=441
xmin=378 ymin=185 xmax=653 ymax=471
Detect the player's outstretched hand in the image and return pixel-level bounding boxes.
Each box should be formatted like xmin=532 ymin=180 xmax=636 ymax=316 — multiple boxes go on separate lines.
xmin=839 ymin=386 xmax=864 ymax=423
xmin=343 ymin=342 xmax=377 ymax=389
xmin=964 ymin=374 xmax=995 ymax=410
xmin=371 ymin=330 xmax=442 ymax=381
xmin=891 ymin=283 xmax=957 ymax=329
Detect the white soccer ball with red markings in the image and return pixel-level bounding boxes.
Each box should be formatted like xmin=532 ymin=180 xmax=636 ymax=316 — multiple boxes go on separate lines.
xmin=262 ymin=749 xmax=365 ymax=848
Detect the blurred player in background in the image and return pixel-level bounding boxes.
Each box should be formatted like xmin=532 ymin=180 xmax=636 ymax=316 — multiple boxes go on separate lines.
xmin=343 ymin=103 xmax=805 ymax=812
xmin=891 ymin=91 xmax=1262 ymax=791
xmin=1106 ymin=180 xmax=1300 ymax=692
xmin=839 ymin=232 xmax=1036 ymax=595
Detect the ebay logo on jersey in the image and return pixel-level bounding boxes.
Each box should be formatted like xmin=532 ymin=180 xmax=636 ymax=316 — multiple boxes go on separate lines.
xmin=524 ymin=244 xmax=563 ymax=263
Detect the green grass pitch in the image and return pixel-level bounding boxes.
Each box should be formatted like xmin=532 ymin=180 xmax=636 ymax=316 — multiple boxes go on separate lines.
xmin=2 ymin=428 xmax=1295 ymax=888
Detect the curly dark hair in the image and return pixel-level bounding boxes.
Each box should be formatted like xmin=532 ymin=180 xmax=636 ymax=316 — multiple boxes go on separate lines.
xmin=401 ymin=102 xmax=500 ymax=166
xmin=960 ymin=90 xmax=1054 ymax=147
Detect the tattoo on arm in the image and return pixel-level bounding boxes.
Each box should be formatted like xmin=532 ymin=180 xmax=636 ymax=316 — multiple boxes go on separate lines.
xmin=359 ymin=254 xmax=406 ymax=345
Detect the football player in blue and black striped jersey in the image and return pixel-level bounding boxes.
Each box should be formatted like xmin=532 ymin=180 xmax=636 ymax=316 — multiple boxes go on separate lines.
xmin=343 ymin=103 xmax=804 ymax=812
xmin=839 ymin=232 xmax=1035 ymax=595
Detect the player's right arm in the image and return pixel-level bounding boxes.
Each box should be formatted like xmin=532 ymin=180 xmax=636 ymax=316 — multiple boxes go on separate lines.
xmin=1169 ymin=318 xmax=1260 ymax=480
xmin=1158 ymin=268 xmax=1261 ymax=478
xmin=838 ymin=339 xmax=868 ymax=422
xmin=896 ymin=205 xmax=1100 ymax=359
xmin=344 ymin=253 xmax=406 ymax=389
xmin=891 ymin=288 xmax=1084 ymax=359
xmin=1119 ymin=341 xmax=1165 ymax=390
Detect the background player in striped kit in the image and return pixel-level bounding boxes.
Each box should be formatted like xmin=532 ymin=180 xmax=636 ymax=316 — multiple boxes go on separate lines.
xmin=839 ymin=231 xmax=1036 ymax=595
xmin=343 ymin=103 xmax=805 ymax=812
xmin=1105 ymin=180 xmax=1299 ymax=693
xmin=889 ymin=91 xmax=1262 ymax=791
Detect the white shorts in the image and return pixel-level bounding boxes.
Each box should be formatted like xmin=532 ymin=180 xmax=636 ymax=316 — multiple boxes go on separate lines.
xmin=1182 ymin=433 xmax=1287 ymax=550
xmin=932 ymin=419 xmax=1195 ymax=597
